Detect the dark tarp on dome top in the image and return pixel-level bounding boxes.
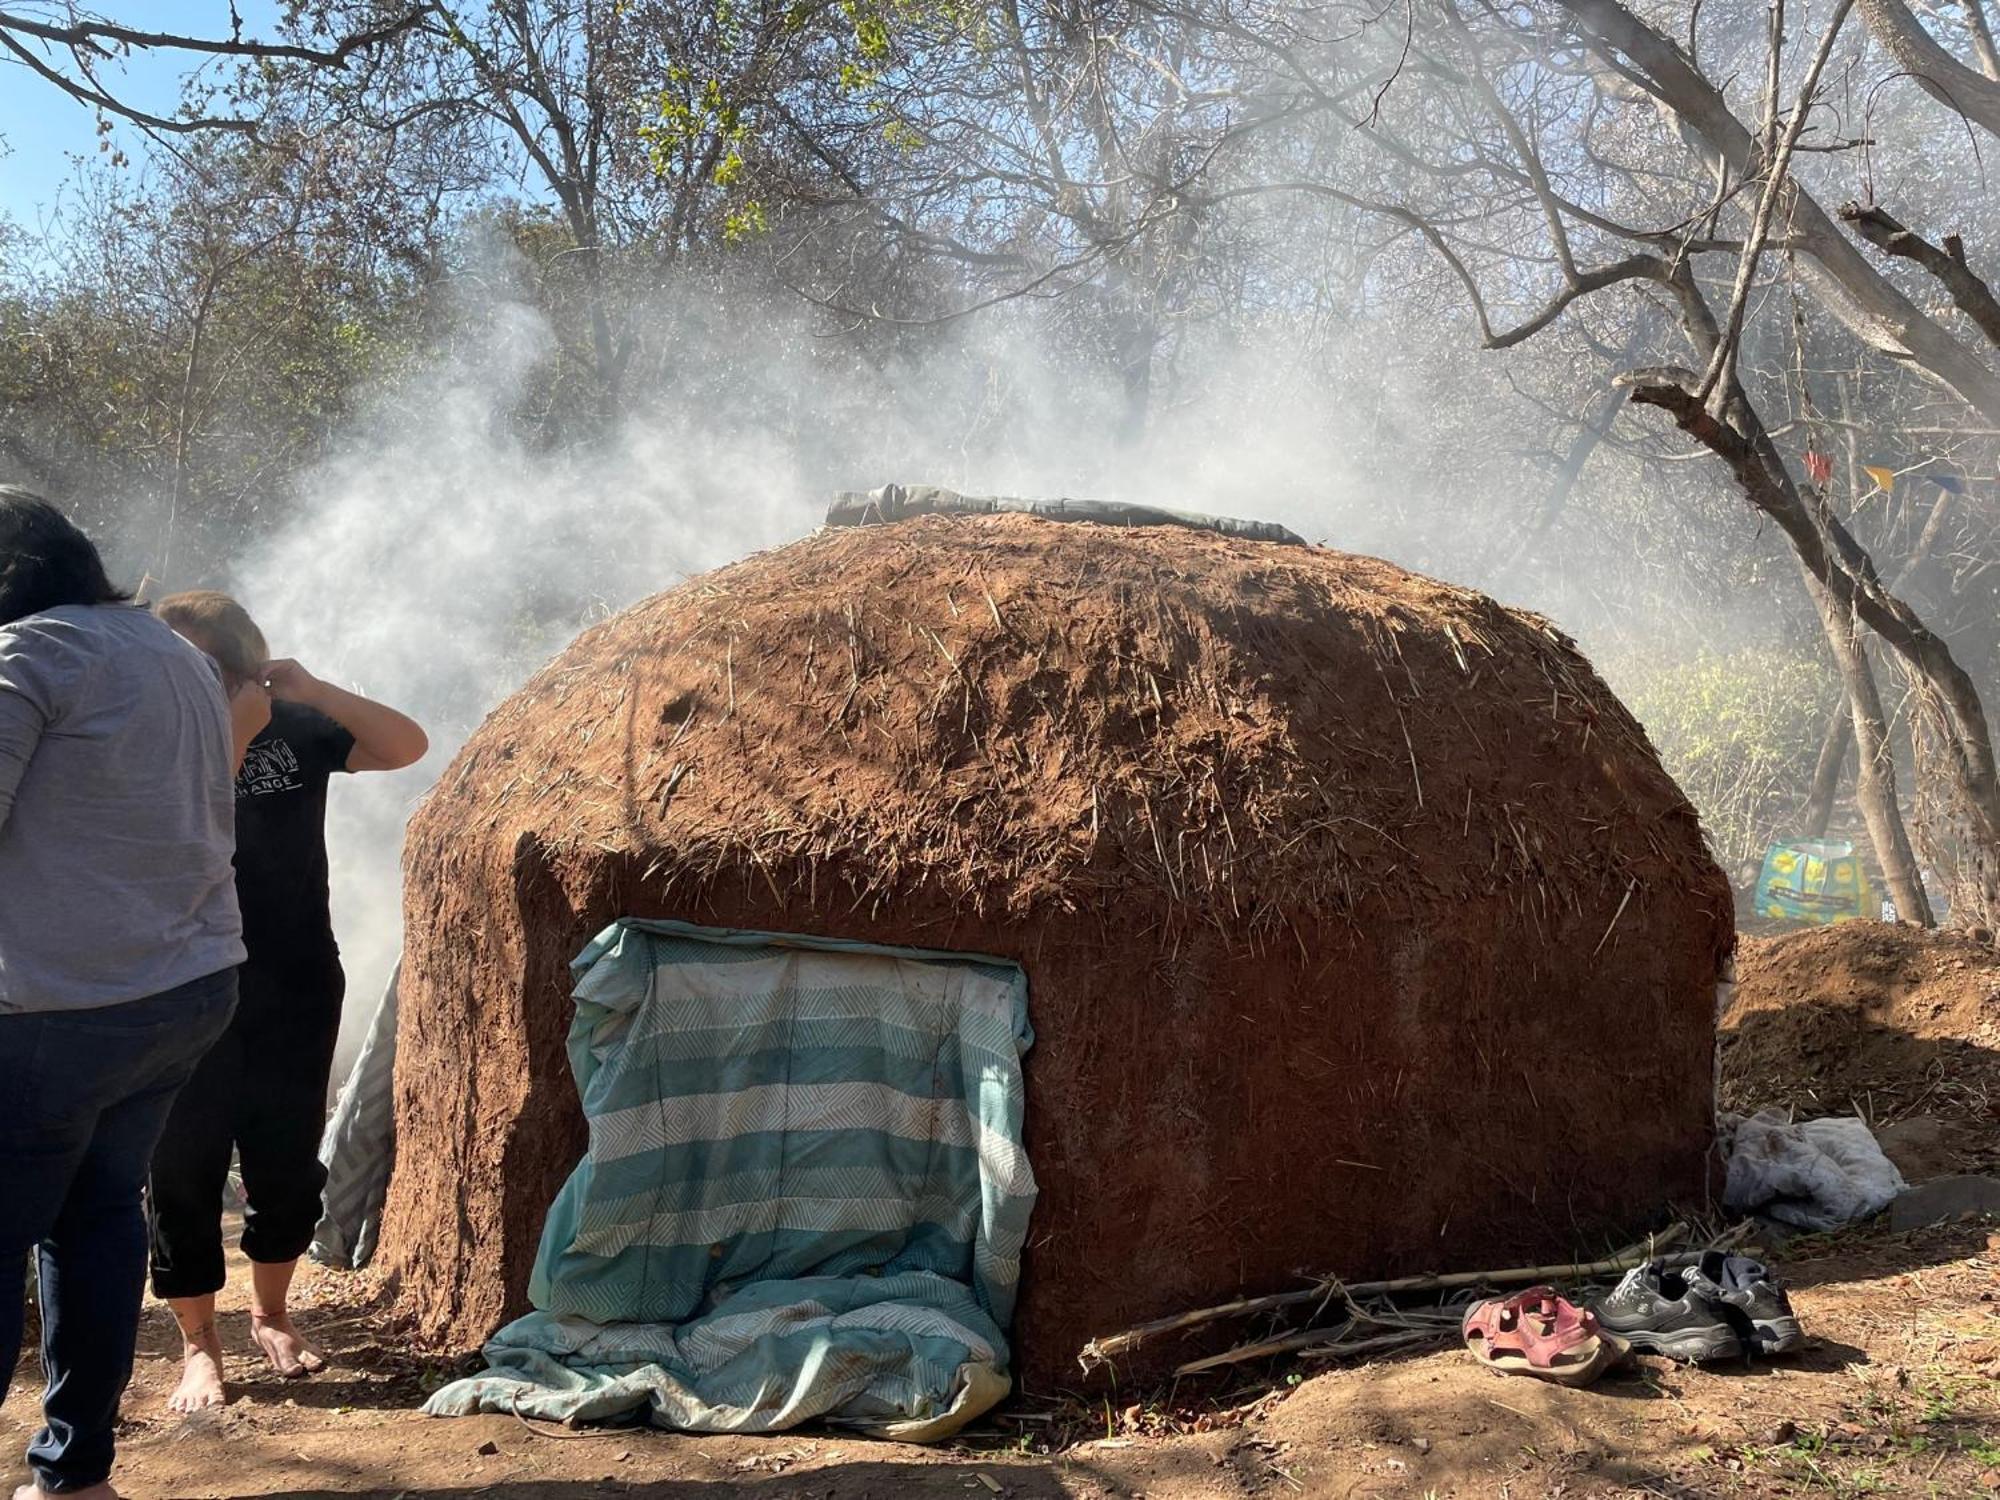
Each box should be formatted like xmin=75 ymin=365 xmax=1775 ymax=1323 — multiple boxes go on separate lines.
xmin=826 ymin=483 xmax=1307 ymax=546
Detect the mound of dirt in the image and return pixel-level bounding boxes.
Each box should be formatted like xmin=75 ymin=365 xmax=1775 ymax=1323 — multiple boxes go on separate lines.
xmin=1722 ymin=923 xmax=2000 ymax=1126
xmin=380 ymin=510 xmax=1732 ymax=1386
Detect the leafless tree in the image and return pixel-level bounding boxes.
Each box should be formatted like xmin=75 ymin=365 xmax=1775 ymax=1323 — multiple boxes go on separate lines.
xmin=1160 ymin=0 xmax=2000 ymax=923
xmin=0 ymin=3 xmax=428 ymax=132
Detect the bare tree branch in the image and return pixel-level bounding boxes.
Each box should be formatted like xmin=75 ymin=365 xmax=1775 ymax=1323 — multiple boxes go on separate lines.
xmin=1963 ymin=0 xmax=2000 ymax=80
xmin=0 ymin=6 xmax=430 ymax=64
xmin=0 ymin=4 xmax=431 ymax=134
xmin=1555 ymin=0 xmax=2000 ymax=425
xmin=1839 ymin=200 xmax=2000 ymax=346
xmin=1855 ymin=0 xmax=2000 ymax=137
xmin=1699 ymin=0 xmax=1856 ymax=408
xmin=1623 ymin=367 xmax=2000 ymax=854
xmin=0 ymin=27 xmax=258 ymax=133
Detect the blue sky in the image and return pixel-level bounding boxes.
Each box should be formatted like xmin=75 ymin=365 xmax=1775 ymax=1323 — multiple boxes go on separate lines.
xmin=0 ymin=2 xmax=282 ymax=233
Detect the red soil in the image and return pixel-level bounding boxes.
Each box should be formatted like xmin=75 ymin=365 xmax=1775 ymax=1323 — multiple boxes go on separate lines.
xmin=1722 ymin=921 xmax=2000 ymax=1127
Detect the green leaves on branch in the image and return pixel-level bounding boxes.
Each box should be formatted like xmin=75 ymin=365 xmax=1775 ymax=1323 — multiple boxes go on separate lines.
xmin=635 ymin=63 xmax=762 ymax=233
xmin=722 ymin=201 xmax=769 ymax=241
xmin=627 ymin=0 xmax=942 ymax=239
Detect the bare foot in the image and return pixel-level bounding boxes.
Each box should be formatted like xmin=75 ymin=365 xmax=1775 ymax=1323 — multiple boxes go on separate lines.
xmin=167 ymin=1324 xmax=228 ymax=1413
xmin=15 ymin=1484 xmax=119 ymax=1500
xmin=250 ymin=1310 xmax=327 ymax=1377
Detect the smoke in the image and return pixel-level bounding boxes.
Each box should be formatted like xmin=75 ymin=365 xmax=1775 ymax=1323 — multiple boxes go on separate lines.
xmin=221 ymin=236 xmax=1780 ymax=1065
xmin=235 ymin=248 xmax=830 ymax=1054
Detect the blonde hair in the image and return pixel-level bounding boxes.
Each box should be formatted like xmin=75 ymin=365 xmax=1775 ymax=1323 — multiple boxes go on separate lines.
xmin=156 ymin=590 xmax=269 ymax=690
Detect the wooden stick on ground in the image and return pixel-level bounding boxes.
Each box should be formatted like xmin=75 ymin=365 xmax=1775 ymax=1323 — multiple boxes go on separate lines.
xmin=1607 ymin=1220 xmax=1689 ymax=1262
xmin=1082 ymin=1290 xmax=1312 ymax=1368
xmin=1080 ymin=1234 xmax=1748 ymax=1371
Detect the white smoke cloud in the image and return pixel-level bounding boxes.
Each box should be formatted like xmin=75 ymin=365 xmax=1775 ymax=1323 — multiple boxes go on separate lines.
xmin=222 ymin=235 xmax=1778 ymax=1065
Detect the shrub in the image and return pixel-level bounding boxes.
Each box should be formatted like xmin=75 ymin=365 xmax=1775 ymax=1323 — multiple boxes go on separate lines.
xmin=1612 ymin=644 xmax=1836 ymax=873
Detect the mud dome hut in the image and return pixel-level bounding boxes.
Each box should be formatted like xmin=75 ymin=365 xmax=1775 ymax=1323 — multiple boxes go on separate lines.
xmin=379 ymin=490 xmax=1733 ymax=1387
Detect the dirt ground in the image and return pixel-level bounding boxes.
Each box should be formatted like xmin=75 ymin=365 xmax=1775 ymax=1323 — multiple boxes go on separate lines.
xmin=1724 ymin=926 xmax=2000 ymax=1118
xmin=6 ymin=921 xmax=1997 ymax=1498
xmin=3 ymin=1216 xmax=1995 ymax=1500
xmin=1723 ymin=924 xmax=2000 ymax=1181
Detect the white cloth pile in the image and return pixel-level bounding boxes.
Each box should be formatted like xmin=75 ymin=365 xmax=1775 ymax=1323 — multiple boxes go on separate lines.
xmin=1720 ymin=1109 xmax=1906 ymax=1232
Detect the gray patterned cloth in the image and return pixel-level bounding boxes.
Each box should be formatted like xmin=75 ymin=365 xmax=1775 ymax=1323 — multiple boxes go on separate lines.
xmin=310 ymin=962 xmax=400 ymax=1269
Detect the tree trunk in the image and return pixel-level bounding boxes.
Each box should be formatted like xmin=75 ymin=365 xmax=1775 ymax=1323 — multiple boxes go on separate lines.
xmin=1965 ymin=0 xmax=2000 ymax=80
xmin=1112 ymin=293 xmax=1157 ymax=444
xmin=1798 ymin=399 xmax=1946 ymax=848
xmin=1799 ymin=563 xmax=1933 ymax=923
xmin=560 ymin=197 xmax=624 ymax=421
xmin=1853 ymin=0 xmax=2000 ymax=139
xmin=1500 ymin=380 xmax=1625 ymax=581
xmin=164 ymin=271 xmax=220 ymax=583
xmin=1626 ymin=364 xmax=1993 ymax=925
xmin=1800 ymin=705 xmax=1853 ymax=837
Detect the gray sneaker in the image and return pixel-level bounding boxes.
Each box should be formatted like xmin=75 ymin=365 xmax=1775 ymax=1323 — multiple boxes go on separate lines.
xmin=1687 ymin=1252 xmax=1806 ymax=1355
xmin=1591 ymin=1263 xmax=1743 ymax=1362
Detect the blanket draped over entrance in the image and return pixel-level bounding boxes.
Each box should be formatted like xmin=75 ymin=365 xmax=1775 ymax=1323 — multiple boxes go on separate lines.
xmin=424 ymin=920 xmax=1036 ymax=1441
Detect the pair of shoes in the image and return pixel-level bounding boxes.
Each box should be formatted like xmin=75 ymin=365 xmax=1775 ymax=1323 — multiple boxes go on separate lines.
xmin=1462 ymin=1286 xmax=1631 ymax=1386
xmin=1592 ymin=1252 xmax=1804 ymax=1361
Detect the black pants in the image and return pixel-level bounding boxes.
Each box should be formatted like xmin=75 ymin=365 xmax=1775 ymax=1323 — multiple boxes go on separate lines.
xmin=147 ymin=962 xmax=343 ymax=1299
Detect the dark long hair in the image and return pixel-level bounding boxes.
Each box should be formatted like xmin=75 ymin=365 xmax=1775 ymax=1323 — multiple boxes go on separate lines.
xmin=0 ymin=487 xmax=130 ymax=627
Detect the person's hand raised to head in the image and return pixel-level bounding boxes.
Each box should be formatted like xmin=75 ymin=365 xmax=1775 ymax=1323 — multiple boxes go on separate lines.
xmin=259 ymin=659 xmax=321 ymax=704
xmin=253 ymin=657 xmax=427 ymax=772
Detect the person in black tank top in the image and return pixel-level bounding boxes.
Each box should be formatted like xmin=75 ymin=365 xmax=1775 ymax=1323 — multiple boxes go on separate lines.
xmin=147 ymin=592 xmax=427 ymax=1413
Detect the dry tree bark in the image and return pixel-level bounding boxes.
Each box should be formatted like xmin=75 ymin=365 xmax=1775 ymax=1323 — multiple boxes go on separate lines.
xmin=1555 ymin=0 xmax=2000 ymax=424
xmin=1797 ymin=560 xmax=1933 ymax=922
xmin=1627 ymin=365 xmax=2000 ymax=926
xmin=1798 ymin=489 xmax=1955 ymax=842
xmin=1799 ymin=705 xmax=1854 ymax=838
xmin=1853 ymin=0 xmax=2000 ymax=138
xmin=1550 ymin=0 xmax=2000 ymax=925
xmin=1839 ymin=203 xmax=2000 ymax=346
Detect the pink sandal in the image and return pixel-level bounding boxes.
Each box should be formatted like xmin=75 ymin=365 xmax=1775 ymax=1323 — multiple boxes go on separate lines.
xmin=1461 ymin=1287 xmax=1629 ymax=1386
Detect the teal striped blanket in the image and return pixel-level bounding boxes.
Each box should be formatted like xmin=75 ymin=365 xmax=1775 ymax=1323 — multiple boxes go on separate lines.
xmin=425 ymin=920 xmax=1036 ymax=1440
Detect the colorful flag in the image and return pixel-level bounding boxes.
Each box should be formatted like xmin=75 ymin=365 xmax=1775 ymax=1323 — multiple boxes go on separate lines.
xmin=1863 ymin=465 xmax=1896 ymax=493
xmin=1804 ymin=449 xmax=1833 ymax=486
xmin=1933 ymin=473 xmax=1966 ymax=494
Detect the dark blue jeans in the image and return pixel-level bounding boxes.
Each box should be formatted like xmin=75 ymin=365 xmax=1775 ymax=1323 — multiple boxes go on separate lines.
xmin=0 ymin=968 xmax=237 ymax=1493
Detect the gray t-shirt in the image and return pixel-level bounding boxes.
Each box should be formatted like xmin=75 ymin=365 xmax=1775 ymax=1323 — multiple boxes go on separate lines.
xmin=0 ymin=603 xmax=245 ymax=1012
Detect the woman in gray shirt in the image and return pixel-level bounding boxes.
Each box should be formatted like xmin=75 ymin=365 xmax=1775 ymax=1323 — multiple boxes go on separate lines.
xmin=0 ymin=489 xmax=253 ymax=1500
